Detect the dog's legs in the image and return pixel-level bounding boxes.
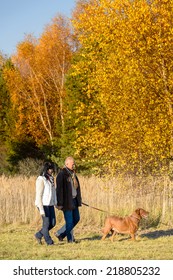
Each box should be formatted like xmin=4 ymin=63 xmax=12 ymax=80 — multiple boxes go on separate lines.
xmin=110 ymin=230 xmax=116 ymax=242
xmin=101 ymin=225 xmax=111 ymax=241
xmin=101 ymin=233 xmax=108 ymax=241
xmin=130 ymin=233 xmax=136 ymax=241
xmin=101 ymin=229 xmax=111 ymax=241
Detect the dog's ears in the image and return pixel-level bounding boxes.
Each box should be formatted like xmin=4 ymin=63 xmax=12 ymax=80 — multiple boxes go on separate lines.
xmin=135 ymin=208 xmax=140 ymax=215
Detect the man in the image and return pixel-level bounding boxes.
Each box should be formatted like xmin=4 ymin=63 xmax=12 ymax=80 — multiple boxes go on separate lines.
xmin=55 ymin=156 xmax=82 ymax=243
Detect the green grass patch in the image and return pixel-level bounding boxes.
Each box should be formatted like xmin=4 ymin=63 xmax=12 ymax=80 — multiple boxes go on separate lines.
xmin=0 ymin=224 xmax=173 ymax=260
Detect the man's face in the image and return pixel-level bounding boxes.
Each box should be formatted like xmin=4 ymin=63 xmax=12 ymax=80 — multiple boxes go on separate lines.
xmin=66 ymin=159 xmax=75 ymax=170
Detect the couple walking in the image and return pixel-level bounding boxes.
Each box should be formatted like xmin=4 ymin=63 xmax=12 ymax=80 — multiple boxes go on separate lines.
xmin=34 ymin=156 xmax=82 ymax=245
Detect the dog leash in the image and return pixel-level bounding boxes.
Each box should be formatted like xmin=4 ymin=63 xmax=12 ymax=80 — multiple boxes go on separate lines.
xmin=82 ymin=202 xmax=111 ymax=214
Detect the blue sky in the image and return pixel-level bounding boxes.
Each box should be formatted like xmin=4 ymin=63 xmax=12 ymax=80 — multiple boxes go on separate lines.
xmin=0 ymin=0 xmax=76 ymax=57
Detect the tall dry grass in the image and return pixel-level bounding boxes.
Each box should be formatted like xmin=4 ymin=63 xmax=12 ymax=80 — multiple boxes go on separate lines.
xmin=0 ymin=174 xmax=173 ymax=228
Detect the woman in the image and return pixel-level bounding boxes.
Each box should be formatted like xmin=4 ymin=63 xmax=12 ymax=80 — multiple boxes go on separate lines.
xmin=35 ymin=162 xmax=57 ymax=245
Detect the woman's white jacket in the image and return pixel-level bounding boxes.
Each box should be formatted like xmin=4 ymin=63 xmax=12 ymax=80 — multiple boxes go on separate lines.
xmin=35 ymin=175 xmax=57 ymax=215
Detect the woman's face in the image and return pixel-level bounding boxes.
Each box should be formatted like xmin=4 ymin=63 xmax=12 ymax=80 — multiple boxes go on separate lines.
xmin=47 ymin=168 xmax=54 ymax=175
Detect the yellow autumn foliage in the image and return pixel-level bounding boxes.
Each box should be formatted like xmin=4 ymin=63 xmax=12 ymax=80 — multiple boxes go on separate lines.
xmin=70 ymin=0 xmax=173 ymax=174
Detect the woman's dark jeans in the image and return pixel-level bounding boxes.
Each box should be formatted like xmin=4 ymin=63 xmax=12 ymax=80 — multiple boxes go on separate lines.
xmin=35 ymin=206 xmax=56 ymax=245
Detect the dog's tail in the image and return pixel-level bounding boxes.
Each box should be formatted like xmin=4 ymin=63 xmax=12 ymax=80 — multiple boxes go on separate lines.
xmin=101 ymin=227 xmax=105 ymax=233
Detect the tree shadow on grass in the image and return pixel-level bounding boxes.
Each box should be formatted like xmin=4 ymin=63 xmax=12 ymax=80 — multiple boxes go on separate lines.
xmin=79 ymin=228 xmax=173 ymax=242
xmin=78 ymin=234 xmax=101 ymax=241
xmin=140 ymin=229 xmax=173 ymax=239
xmin=78 ymin=233 xmax=131 ymax=242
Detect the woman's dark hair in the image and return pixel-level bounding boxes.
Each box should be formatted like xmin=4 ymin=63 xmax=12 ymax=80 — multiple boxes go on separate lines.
xmin=40 ymin=162 xmax=55 ymax=176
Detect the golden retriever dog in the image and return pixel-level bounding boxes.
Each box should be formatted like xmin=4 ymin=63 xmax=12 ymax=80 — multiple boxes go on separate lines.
xmin=101 ymin=208 xmax=149 ymax=241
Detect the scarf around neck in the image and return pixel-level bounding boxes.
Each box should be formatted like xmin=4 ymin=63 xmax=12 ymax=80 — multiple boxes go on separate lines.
xmin=65 ymin=167 xmax=79 ymax=189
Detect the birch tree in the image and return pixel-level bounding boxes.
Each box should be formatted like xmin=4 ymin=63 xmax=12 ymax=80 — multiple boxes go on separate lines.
xmin=4 ymin=16 xmax=73 ymax=150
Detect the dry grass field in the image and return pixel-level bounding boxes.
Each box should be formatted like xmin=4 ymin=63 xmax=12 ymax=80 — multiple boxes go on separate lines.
xmin=0 ymin=174 xmax=173 ymax=226
xmin=0 ymin=174 xmax=173 ymax=260
xmin=0 ymin=223 xmax=173 ymax=260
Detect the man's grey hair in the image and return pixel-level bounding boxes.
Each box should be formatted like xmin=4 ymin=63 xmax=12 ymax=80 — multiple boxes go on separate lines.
xmin=65 ymin=156 xmax=75 ymax=165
